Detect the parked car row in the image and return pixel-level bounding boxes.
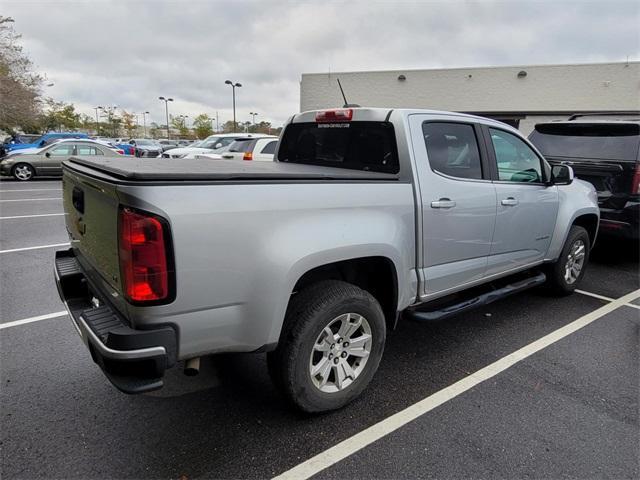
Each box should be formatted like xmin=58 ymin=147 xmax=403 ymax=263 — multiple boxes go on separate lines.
xmin=5 ymin=113 xmax=636 ymax=244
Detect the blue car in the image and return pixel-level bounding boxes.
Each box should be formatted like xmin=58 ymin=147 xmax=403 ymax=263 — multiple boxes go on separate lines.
xmin=6 ymin=132 xmax=89 ymax=153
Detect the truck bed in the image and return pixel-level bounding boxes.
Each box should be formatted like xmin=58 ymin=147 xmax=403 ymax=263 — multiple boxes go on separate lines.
xmin=64 ymin=157 xmax=400 ymax=182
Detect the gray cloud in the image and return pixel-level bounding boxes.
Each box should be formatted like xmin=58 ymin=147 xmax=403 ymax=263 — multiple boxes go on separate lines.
xmin=4 ymin=0 xmax=639 ymax=126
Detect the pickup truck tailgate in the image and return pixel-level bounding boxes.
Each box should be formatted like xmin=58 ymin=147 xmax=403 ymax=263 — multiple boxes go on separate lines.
xmin=62 ymin=166 xmax=122 ymax=293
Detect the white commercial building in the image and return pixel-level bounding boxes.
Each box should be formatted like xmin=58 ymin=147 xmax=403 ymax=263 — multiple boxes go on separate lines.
xmin=300 ymin=61 xmax=640 ymax=135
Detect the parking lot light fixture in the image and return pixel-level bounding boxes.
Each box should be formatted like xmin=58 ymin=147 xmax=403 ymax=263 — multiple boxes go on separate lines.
xmin=142 ymin=111 xmax=150 ymax=138
xmin=159 ymin=97 xmax=174 ymax=139
xmin=225 ymin=80 xmax=242 ymax=132
xmin=93 ymin=106 xmax=103 ymax=135
xmin=249 ymin=112 xmax=258 ymax=128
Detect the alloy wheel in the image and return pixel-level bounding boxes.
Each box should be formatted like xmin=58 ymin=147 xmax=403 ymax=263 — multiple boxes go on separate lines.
xmin=309 ymin=313 xmax=372 ymax=393
xmin=564 ymin=239 xmax=586 ymax=284
xmin=14 ymin=165 xmax=33 ymax=181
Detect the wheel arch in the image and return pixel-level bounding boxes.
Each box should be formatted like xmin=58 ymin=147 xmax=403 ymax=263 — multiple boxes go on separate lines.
xmin=572 ymin=213 xmax=599 ymax=248
xmin=288 ymin=256 xmax=400 ymax=333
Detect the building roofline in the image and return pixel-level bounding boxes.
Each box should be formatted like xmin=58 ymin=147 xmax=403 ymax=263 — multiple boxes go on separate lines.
xmin=301 ymin=60 xmax=639 ymax=77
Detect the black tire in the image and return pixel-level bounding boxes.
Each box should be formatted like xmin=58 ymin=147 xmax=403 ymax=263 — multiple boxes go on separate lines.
xmin=267 ymin=280 xmax=386 ymax=413
xmin=545 ymin=225 xmax=590 ymax=295
xmin=12 ymin=162 xmax=35 ymax=181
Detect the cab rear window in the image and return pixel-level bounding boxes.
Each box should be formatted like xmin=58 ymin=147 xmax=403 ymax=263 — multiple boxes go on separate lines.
xmin=529 ymin=123 xmax=640 ymax=161
xmin=278 ymin=122 xmax=399 ymax=174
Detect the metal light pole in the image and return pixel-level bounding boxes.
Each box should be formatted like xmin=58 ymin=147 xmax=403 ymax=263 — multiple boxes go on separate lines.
xmin=249 ymin=112 xmax=258 ymax=130
xmin=224 ymin=80 xmax=242 ymax=132
xmin=93 ymin=106 xmax=103 ymax=135
xmin=158 ymin=96 xmax=174 ymax=139
xmin=142 ymin=111 xmax=149 ymax=138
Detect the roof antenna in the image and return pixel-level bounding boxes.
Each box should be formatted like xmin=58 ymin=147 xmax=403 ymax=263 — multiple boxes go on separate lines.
xmin=337 ymin=78 xmax=360 ymax=108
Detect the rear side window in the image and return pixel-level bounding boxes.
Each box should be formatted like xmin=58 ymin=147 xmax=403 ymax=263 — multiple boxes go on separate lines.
xmin=77 ymin=145 xmax=103 ymax=155
xmin=261 ymin=140 xmax=277 ymax=154
xmin=529 ymin=123 xmax=640 ymax=161
xmin=278 ymin=122 xmax=399 ymax=174
xmin=228 ymin=139 xmax=256 ymax=152
xmin=422 ymin=122 xmax=483 ymax=180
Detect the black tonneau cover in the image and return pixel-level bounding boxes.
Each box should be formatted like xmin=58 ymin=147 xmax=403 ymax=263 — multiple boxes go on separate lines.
xmin=64 ymin=157 xmax=399 ymax=182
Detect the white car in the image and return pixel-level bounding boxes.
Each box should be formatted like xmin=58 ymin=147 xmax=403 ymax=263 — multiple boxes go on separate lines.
xmin=161 ymin=133 xmax=271 ymax=159
xmin=219 ymin=136 xmax=279 ymax=161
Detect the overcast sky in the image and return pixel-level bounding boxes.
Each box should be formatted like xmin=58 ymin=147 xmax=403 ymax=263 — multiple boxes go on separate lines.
xmin=3 ymin=0 xmax=639 ymax=127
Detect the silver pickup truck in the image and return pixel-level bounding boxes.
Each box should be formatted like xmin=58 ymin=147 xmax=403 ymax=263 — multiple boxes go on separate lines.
xmin=55 ymin=108 xmax=599 ymax=412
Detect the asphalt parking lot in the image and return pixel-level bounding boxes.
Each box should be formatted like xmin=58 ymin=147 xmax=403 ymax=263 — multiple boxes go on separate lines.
xmin=1 ymin=177 xmax=638 ymax=480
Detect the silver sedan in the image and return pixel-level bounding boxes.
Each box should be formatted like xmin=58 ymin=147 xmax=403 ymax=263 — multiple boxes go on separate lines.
xmin=0 ymin=140 xmax=121 ymax=181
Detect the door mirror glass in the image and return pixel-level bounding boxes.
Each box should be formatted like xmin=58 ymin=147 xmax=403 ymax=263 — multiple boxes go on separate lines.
xmin=551 ymin=164 xmax=574 ymax=185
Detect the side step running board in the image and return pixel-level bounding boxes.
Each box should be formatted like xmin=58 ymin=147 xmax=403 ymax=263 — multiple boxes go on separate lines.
xmin=406 ymin=272 xmax=546 ymax=322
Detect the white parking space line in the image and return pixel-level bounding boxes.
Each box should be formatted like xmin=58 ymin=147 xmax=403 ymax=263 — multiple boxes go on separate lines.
xmin=0 ymin=311 xmax=67 ymax=330
xmin=273 ymin=288 xmax=640 ymax=480
xmin=0 ymin=242 xmax=69 ymax=254
xmin=575 ymin=289 xmax=615 ymax=302
xmin=0 ymin=213 xmax=65 ymax=220
xmin=0 ymin=198 xmax=61 ymax=202
xmin=576 ymin=289 xmax=640 ymax=310
xmin=0 ymin=188 xmax=62 ymax=193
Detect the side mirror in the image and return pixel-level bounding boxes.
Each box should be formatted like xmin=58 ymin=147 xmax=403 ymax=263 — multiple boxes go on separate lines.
xmin=551 ymin=164 xmax=574 ymax=185
xmin=45 ymin=152 xmax=51 ymax=158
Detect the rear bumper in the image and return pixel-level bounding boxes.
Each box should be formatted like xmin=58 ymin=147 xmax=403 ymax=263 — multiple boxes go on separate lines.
xmin=54 ymin=248 xmax=177 ymax=394
xmin=599 ymin=201 xmax=639 ymax=240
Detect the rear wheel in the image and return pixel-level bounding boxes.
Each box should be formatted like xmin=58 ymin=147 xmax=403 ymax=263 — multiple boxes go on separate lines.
xmin=268 ymin=280 xmax=386 ymax=413
xmin=545 ymin=225 xmax=590 ymax=295
xmin=12 ymin=163 xmax=35 ymax=181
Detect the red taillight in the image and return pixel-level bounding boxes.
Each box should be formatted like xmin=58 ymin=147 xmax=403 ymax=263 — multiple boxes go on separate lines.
xmin=632 ymin=163 xmax=640 ymax=195
xmin=116 ymin=149 xmax=124 ymax=155
xmin=315 ymin=109 xmax=353 ymax=123
xmin=243 ymin=151 xmax=253 ymax=161
xmin=119 ymin=207 xmax=171 ymax=303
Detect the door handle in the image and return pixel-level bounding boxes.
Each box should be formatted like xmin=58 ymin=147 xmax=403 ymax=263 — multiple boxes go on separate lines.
xmin=431 ymin=198 xmax=456 ymax=209
xmin=501 ymin=197 xmax=519 ymax=206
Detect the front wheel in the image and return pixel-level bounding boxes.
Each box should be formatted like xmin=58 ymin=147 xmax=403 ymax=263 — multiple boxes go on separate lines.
xmin=545 ymin=225 xmax=590 ymax=295
xmin=268 ymin=280 xmax=386 ymax=413
xmin=12 ymin=163 xmax=35 ymax=181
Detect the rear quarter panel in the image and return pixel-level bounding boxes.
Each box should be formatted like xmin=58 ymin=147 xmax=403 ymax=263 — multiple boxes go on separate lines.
xmin=115 ymin=181 xmax=416 ymax=358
